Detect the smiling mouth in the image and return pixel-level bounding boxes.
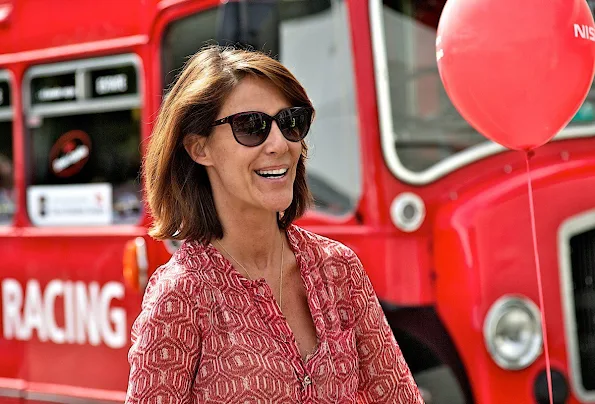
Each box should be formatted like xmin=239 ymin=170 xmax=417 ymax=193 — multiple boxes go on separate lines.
xmin=255 ymin=168 xmax=288 ymax=179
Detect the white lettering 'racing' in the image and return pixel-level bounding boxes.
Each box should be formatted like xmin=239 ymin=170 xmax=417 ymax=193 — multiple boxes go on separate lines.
xmin=1 ymin=279 xmax=126 ymax=349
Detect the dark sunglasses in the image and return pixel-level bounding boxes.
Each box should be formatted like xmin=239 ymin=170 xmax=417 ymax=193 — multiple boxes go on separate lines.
xmin=212 ymin=106 xmax=314 ymax=147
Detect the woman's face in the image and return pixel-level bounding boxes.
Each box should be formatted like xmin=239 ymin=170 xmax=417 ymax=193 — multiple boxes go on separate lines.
xmin=187 ymin=76 xmax=303 ymax=216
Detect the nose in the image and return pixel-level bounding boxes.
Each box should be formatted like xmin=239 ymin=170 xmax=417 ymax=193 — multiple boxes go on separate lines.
xmin=263 ymin=121 xmax=289 ymax=155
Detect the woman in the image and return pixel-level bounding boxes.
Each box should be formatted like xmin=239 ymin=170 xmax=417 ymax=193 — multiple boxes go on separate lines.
xmin=126 ymin=45 xmax=423 ymax=403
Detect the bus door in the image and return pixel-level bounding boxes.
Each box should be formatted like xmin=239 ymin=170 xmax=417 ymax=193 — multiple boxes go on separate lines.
xmin=3 ymin=54 xmax=144 ymax=402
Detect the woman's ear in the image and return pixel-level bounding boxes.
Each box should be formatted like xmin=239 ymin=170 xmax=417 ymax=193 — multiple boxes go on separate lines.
xmin=183 ymin=134 xmax=213 ymax=166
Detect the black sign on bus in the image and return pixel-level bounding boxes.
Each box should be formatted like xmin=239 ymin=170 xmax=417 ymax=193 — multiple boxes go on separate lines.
xmin=0 ymin=81 xmax=10 ymax=108
xmin=90 ymin=65 xmax=137 ymax=98
xmin=31 ymin=73 xmax=77 ymax=104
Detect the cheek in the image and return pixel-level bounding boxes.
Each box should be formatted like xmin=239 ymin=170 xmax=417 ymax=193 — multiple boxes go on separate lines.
xmin=211 ymin=145 xmax=249 ymax=182
xmin=291 ymin=142 xmax=304 ymax=161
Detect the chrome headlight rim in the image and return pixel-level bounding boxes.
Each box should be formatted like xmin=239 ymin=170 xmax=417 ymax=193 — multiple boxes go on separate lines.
xmin=483 ymin=295 xmax=543 ymax=370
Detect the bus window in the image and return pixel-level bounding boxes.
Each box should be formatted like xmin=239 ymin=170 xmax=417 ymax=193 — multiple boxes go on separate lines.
xmin=24 ymin=55 xmax=142 ymax=226
xmin=161 ymin=0 xmax=361 ymax=216
xmin=0 ymin=72 xmax=14 ymax=225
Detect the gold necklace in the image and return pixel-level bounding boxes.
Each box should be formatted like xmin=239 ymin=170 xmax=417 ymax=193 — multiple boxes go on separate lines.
xmin=216 ymin=236 xmax=285 ymax=309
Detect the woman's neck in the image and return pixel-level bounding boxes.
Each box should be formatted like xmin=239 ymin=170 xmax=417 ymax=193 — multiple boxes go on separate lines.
xmin=214 ymin=205 xmax=285 ymax=278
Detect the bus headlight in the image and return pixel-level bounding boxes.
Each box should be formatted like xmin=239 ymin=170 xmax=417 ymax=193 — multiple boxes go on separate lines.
xmin=483 ymin=296 xmax=543 ymax=370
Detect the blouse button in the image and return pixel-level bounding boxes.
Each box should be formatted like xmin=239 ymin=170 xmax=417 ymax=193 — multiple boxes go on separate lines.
xmin=302 ymin=375 xmax=312 ymax=387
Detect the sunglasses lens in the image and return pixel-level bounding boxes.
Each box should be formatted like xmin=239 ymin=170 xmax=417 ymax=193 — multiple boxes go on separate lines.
xmin=277 ymin=107 xmax=312 ymax=142
xmin=232 ymin=112 xmax=270 ymax=146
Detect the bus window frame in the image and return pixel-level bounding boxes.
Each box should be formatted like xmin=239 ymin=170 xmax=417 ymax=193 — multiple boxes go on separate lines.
xmin=21 ymin=54 xmax=145 ymax=227
xmin=368 ymin=0 xmax=595 ymax=186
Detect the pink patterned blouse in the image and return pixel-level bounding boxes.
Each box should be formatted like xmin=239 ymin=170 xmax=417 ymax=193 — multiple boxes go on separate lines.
xmin=126 ymin=225 xmax=423 ymax=403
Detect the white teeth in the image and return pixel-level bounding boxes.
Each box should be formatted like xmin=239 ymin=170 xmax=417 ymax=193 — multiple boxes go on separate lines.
xmin=256 ymin=168 xmax=288 ymax=176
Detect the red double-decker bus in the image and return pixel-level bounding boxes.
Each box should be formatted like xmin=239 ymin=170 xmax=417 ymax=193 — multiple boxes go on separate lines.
xmin=2 ymin=0 xmax=595 ymax=403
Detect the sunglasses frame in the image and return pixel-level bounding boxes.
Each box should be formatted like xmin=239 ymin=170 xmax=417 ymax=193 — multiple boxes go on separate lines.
xmin=211 ymin=106 xmax=314 ymax=147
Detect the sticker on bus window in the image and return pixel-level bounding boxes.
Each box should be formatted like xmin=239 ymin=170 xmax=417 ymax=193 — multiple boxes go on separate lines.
xmin=27 ymin=183 xmax=113 ymax=226
xmin=90 ymin=65 xmax=137 ymax=98
xmin=31 ymin=73 xmax=77 ymax=104
xmin=49 ymin=130 xmax=92 ymax=178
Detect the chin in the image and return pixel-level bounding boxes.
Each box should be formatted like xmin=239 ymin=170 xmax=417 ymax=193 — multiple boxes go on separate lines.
xmin=262 ymin=194 xmax=294 ymax=213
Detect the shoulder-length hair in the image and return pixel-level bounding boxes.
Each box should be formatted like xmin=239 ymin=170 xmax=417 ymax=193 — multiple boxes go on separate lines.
xmin=143 ymin=45 xmax=313 ymax=242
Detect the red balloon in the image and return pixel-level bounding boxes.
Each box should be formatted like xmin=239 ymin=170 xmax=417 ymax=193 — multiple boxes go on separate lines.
xmin=437 ymin=0 xmax=595 ymax=150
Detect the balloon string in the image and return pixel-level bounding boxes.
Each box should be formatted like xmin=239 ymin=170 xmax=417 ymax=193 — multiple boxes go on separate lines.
xmin=525 ymin=150 xmax=553 ymax=404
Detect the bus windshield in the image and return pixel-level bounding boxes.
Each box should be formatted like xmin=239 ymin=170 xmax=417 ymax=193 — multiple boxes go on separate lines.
xmin=376 ymin=0 xmax=595 ymax=177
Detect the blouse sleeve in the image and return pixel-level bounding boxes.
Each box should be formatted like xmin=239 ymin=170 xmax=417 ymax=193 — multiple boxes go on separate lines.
xmin=347 ymin=251 xmax=424 ymax=404
xmin=125 ymin=267 xmax=202 ymax=404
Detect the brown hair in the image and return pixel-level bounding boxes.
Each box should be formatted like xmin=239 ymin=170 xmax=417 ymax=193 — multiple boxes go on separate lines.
xmin=143 ymin=45 xmax=313 ymax=242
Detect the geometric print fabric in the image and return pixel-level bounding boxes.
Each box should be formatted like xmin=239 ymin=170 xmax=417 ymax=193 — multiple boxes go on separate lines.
xmin=126 ymin=225 xmax=423 ymax=403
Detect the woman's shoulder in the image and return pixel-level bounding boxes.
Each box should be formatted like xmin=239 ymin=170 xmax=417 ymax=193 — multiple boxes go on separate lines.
xmin=288 ymin=225 xmax=364 ymax=289
xmin=141 ymin=259 xmax=200 ymax=310
xmin=289 ymin=224 xmax=360 ymax=264
xmin=141 ymin=240 xmax=210 ymax=309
